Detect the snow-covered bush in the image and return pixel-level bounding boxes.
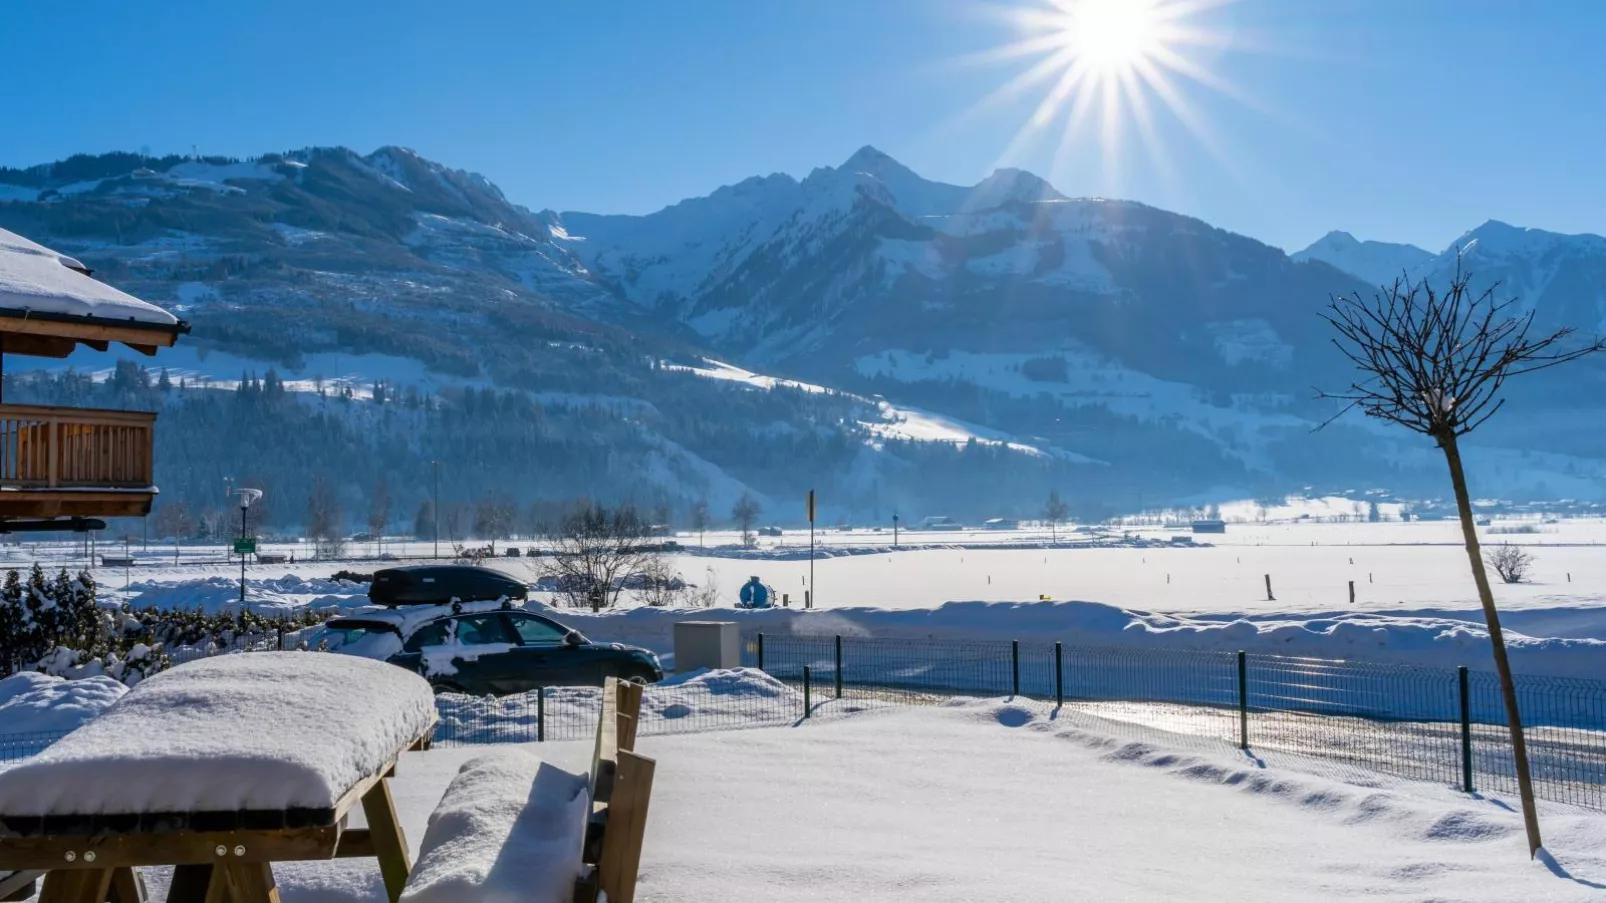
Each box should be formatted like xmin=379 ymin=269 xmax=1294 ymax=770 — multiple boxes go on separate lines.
xmin=0 ymin=565 xmax=334 ymax=687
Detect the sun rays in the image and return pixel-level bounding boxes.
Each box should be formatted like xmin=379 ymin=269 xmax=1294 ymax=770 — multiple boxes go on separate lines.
xmin=961 ymin=0 xmax=1247 ymax=190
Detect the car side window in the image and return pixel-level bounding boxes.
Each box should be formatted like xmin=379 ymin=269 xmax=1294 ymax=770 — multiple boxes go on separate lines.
xmin=507 ymin=613 xmax=568 ymax=645
xmin=405 ymin=619 xmax=451 ymax=652
xmin=453 ymin=613 xmax=513 ymax=645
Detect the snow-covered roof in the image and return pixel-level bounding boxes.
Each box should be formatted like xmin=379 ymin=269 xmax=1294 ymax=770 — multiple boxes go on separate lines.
xmin=0 ymin=652 xmax=434 ymax=819
xmin=0 ymin=226 xmax=180 ymax=327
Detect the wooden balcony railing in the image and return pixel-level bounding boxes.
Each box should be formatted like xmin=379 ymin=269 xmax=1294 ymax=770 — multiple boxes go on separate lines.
xmin=0 ymin=404 xmax=156 ymax=490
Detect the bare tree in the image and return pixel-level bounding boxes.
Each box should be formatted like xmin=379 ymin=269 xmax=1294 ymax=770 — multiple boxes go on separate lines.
xmin=731 ymin=493 xmax=761 ymax=548
xmin=368 ymin=477 xmax=391 ymax=555
xmin=152 ymin=501 xmax=193 ymax=541
xmin=473 ymin=494 xmax=517 ymax=553
xmin=688 ymin=499 xmax=710 ymax=547
xmin=1320 ymin=261 xmax=1606 ymax=856
xmin=635 ymin=556 xmax=692 ymax=608
xmin=305 ymin=476 xmax=345 ymax=559
xmin=539 ymin=501 xmax=656 ymax=610
xmin=1043 ymin=490 xmax=1069 ymax=543
xmin=1486 ymin=544 xmax=1534 ymax=584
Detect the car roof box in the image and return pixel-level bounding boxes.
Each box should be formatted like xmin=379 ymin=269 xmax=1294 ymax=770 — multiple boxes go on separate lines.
xmin=368 ymin=565 xmax=528 ymax=607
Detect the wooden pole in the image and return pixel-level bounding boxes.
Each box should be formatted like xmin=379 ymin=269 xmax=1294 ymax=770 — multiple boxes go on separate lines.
xmin=1264 ymin=574 xmax=1274 ymax=601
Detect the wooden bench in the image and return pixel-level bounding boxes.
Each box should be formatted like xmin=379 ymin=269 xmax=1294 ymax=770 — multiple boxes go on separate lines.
xmin=398 ymin=677 xmax=656 ymax=903
xmin=575 ymin=677 xmax=655 ymax=903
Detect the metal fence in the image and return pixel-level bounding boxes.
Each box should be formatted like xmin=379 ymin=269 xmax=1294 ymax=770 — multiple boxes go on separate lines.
xmin=5 ymin=634 xmax=1605 ymax=812
xmin=746 ymin=632 xmax=1606 ymax=811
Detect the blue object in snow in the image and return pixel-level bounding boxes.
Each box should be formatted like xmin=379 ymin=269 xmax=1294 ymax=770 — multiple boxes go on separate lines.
xmin=739 ymin=576 xmax=771 ymax=608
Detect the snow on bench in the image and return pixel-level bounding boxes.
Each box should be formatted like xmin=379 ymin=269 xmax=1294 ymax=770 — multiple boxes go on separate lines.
xmin=0 ymin=652 xmax=436 ymax=823
xmin=401 ymin=677 xmax=658 ymax=903
xmin=399 ymin=749 xmax=589 ymax=903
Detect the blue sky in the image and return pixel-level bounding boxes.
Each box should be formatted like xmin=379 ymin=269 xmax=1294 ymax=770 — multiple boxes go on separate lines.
xmin=3 ymin=0 xmax=1604 ymax=252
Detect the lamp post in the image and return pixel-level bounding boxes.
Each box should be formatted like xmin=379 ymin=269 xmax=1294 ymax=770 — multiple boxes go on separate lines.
xmin=232 ymin=488 xmax=263 ymax=609
xmin=432 ymin=460 xmax=441 ymax=560
xmin=893 ymin=513 xmax=899 ymax=548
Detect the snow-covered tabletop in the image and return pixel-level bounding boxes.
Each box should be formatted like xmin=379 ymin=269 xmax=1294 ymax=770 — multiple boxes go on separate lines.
xmin=0 ymin=652 xmax=435 ymax=828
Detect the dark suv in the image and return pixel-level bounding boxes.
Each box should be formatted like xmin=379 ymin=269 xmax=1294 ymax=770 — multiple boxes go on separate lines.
xmin=323 ymin=607 xmax=663 ymax=695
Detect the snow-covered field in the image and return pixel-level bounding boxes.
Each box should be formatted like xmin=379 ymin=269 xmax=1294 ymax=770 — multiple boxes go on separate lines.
xmin=15 ymin=517 xmax=1602 ymax=679
xmin=38 ymin=698 xmax=1604 ymax=902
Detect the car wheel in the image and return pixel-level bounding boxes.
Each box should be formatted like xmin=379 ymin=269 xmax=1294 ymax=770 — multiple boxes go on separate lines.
xmin=621 ymin=668 xmax=656 ymax=686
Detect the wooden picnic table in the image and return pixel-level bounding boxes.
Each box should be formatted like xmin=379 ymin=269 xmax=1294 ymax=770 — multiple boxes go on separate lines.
xmin=0 ymin=653 xmax=438 ymax=903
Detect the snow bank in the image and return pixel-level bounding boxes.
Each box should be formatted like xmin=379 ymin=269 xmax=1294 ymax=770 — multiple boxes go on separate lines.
xmin=0 ymin=672 xmax=126 ymax=736
xmin=0 ymin=226 xmax=179 ymax=324
xmin=536 ymin=599 xmax=1606 ymax=678
xmin=399 ymin=749 xmax=588 ymax=903
xmin=625 ymin=698 xmax=1606 ymax=901
xmin=0 ymin=652 xmax=434 ymax=816
xmin=113 ymin=574 xmax=370 ymax=615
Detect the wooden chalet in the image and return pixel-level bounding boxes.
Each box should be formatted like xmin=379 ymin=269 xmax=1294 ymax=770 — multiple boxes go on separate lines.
xmin=0 ymin=227 xmax=189 ymax=530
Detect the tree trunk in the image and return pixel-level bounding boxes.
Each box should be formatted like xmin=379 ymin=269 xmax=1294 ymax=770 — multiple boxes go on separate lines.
xmin=1441 ymin=432 xmax=1542 ymax=856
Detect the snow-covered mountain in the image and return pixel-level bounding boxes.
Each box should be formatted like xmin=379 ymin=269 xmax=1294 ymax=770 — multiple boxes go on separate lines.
xmin=553 ymin=145 xmax=1360 ymax=392
xmin=1412 ymin=221 xmax=1606 ymax=333
xmin=5 ymin=146 xmax=1606 ymax=517
xmin=1291 ymin=231 xmax=1433 ymax=287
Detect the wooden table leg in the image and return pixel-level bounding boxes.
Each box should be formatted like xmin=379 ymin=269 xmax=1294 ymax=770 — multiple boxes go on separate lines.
xmin=108 ymin=868 xmax=147 ymax=903
xmin=360 ymin=778 xmax=412 ymax=903
xmin=37 ymin=869 xmax=113 ymax=903
xmin=219 ymin=863 xmax=280 ymax=903
xmin=164 ymin=865 xmax=213 ymax=903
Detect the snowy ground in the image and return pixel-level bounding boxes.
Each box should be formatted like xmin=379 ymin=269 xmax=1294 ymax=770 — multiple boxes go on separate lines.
xmin=29 ymin=699 xmax=1604 ymax=902
xmin=6 ymin=518 xmax=1605 ymax=679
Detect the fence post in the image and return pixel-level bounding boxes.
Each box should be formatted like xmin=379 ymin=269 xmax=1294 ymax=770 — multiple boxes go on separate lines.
xmin=757 ymin=632 xmax=765 ymax=671
xmin=803 ymin=665 xmax=812 ymax=719
xmin=1011 ymin=639 xmax=1020 ymax=698
xmin=537 ymin=686 xmax=545 ymax=743
xmin=1459 ymin=665 xmax=1473 ymax=793
xmin=1237 ymin=650 xmax=1249 ymax=750
xmin=834 ymin=635 xmax=843 ymax=699
xmin=1054 ymin=641 xmax=1063 ymax=707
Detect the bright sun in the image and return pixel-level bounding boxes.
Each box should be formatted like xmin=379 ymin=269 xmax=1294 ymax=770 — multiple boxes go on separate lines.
xmin=1059 ymin=0 xmax=1165 ymax=75
xmin=964 ymin=0 xmax=1243 ymax=183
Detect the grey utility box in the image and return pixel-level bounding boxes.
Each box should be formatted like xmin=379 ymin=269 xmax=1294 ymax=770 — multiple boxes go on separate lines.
xmin=673 ymin=620 xmax=741 ymax=672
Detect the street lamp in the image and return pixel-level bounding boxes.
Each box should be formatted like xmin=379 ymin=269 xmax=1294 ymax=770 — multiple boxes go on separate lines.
xmin=893 ymin=513 xmax=899 ymax=548
xmin=232 ymin=488 xmax=263 ymax=609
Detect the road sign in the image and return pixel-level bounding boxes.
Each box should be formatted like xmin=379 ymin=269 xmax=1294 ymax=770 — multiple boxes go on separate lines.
xmin=233 ymin=538 xmax=257 ymax=555
xmin=806 ymin=489 xmax=816 ymax=523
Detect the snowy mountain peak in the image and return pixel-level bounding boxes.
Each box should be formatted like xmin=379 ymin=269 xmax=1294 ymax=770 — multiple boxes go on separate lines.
xmin=970 ymin=167 xmax=1065 ymax=208
xmin=1292 ymin=230 xmax=1432 ymax=287
xmin=841 ymin=145 xmax=904 ymax=175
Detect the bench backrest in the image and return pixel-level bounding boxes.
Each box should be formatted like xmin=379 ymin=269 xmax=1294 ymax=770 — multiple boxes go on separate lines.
xmin=578 ymin=677 xmax=654 ymax=903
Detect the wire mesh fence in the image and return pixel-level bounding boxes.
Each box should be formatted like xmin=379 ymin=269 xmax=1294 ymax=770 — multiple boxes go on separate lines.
xmin=4 ymin=633 xmax=1604 ymax=812
xmin=745 ymin=631 xmax=1606 ymax=810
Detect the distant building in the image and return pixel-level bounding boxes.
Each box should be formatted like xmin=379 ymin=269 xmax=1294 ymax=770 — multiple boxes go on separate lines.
xmin=983 ymin=518 xmax=1019 ymax=530
xmin=920 ymin=516 xmax=964 ymax=531
xmin=1190 ymin=519 xmax=1227 ymax=534
xmin=758 ymin=525 xmax=783 ymax=537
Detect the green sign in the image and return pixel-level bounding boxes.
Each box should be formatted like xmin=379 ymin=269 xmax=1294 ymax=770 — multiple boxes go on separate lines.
xmin=233 ymin=538 xmax=257 ymax=555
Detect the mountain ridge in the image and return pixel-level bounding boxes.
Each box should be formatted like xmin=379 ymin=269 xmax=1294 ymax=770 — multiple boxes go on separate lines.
xmin=4 ymin=145 xmax=1606 ymax=521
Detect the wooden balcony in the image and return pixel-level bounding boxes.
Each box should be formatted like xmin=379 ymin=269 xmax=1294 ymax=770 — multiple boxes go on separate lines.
xmin=0 ymin=404 xmax=158 ymax=520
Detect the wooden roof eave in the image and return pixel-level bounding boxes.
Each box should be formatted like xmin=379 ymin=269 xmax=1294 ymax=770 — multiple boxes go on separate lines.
xmin=0 ymin=308 xmax=191 ymax=359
